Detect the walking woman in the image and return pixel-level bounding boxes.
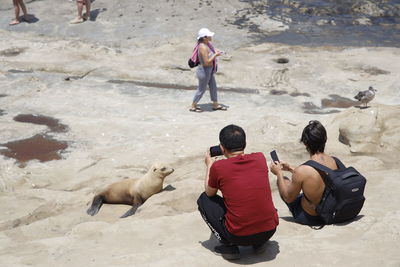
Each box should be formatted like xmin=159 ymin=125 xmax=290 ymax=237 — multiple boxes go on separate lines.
xmin=190 ymin=28 xmax=227 ymax=112
xmin=9 ymin=0 xmax=28 ymax=25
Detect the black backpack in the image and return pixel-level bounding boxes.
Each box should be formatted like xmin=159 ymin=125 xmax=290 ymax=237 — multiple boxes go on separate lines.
xmin=303 ymin=157 xmax=366 ymax=224
xmin=188 ymin=58 xmax=199 ymax=68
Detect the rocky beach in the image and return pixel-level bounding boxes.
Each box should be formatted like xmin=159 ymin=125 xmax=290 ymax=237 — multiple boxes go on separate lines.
xmin=0 ymin=0 xmax=399 ymax=266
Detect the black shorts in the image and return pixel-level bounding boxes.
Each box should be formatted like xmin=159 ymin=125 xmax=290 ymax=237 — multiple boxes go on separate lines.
xmin=197 ymin=192 xmax=276 ymax=246
xmin=286 ymin=194 xmax=325 ymax=226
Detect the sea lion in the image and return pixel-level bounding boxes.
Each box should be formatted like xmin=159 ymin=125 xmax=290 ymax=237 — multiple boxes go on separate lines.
xmin=87 ymin=162 xmax=174 ymax=218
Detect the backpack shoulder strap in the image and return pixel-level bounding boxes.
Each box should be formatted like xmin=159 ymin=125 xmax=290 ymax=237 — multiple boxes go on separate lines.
xmin=303 ymin=160 xmax=333 ymax=174
xmin=303 ymin=160 xmax=333 ymax=187
xmin=332 ymin=156 xmax=346 ymax=169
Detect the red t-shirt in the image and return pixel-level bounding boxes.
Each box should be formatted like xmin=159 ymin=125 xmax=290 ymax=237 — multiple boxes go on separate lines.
xmin=208 ymin=152 xmax=279 ymax=236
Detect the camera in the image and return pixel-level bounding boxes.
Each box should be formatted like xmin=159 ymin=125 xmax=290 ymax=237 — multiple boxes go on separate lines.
xmin=210 ymin=145 xmax=223 ymax=157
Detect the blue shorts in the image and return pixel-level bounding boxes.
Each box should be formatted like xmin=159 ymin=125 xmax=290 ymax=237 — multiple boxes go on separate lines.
xmin=286 ymin=194 xmax=324 ymax=226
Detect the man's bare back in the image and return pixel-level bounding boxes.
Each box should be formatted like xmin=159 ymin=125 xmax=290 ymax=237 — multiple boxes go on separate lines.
xmin=271 ymin=120 xmax=339 ymax=225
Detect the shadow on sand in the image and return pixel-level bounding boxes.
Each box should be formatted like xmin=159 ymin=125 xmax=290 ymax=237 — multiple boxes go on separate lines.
xmin=25 ymin=14 xmax=39 ymax=23
xmin=9 ymin=14 xmax=39 ymax=25
xmin=280 ymin=214 xmax=365 ymax=229
xmin=197 ymin=103 xmax=229 ymax=112
xmin=200 ymin=234 xmax=280 ymax=264
xmin=354 ymin=105 xmax=372 ymax=109
xmin=89 ymin=8 xmax=107 ymax=21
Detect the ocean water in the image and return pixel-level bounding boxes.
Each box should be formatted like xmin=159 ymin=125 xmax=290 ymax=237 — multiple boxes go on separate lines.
xmin=240 ymin=0 xmax=400 ymax=47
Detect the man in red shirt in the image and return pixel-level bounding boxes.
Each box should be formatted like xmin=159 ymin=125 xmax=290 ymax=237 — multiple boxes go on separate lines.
xmin=197 ymin=124 xmax=278 ymax=260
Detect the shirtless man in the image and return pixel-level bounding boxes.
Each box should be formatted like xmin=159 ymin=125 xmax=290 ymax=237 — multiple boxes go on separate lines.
xmin=270 ymin=120 xmax=338 ymax=226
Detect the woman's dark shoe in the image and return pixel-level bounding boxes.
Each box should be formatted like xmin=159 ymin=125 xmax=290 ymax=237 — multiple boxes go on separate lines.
xmin=212 ymin=105 xmax=227 ymax=111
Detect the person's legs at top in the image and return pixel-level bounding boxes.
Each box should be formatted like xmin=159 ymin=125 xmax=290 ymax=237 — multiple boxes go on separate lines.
xmin=17 ymin=0 xmax=28 ymax=21
xmin=191 ymin=66 xmax=211 ymax=112
xmin=10 ymin=0 xmax=20 ymax=25
xmin=83 ymin=0 xmax=90 ymax=20
xmin=70 ymin=0 xmax=85 ymax=24
xmin=77 ymin=0 xmax=84 ymax=19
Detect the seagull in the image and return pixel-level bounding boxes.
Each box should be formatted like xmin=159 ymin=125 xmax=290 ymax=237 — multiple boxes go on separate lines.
xmin=354 ymin=86 xmax=377 ymax=108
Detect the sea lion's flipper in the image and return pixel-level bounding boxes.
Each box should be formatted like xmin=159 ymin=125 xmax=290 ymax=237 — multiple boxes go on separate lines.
xmin=87 ymin=195 xmax=103 ymax=216
xmin=163 ymin=184 xmax=176 ymax=191
xmin=120 ymin=203 xmax=141 ymax=218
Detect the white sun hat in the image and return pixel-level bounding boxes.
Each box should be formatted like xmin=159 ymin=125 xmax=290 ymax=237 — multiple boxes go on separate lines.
xmin=197 ymin=28 xmax=215 ymax=40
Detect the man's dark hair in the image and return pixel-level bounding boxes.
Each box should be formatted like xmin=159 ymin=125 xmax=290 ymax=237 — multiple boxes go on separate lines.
xmin=300 ymin=120 xmax=327 ymax=155
xmin=219 ymin=124 xmax=246 ymax=152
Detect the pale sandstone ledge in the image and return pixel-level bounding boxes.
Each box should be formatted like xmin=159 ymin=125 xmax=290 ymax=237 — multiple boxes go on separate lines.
xmin=1 ymin=51 xmax=399 ymax=266
xmin=1 ymin=29 xmax=399 ymax=104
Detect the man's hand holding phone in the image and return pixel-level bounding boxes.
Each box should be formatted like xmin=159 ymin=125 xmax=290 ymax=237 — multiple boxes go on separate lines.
xmin=270 ymin=150 xmax=279 ymax=163
xmin=270 ymin=150 xmax=294 ymax=174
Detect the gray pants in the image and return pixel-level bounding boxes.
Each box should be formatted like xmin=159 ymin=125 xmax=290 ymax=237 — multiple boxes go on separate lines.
xmin=193 ymin=65 xmax=218 ymax=104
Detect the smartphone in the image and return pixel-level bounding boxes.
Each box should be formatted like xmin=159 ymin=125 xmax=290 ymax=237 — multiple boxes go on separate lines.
xmin=270 ymin=150 xmax=280 ymax=162
xmin=210 ymin=145 xmax=223 ymax=157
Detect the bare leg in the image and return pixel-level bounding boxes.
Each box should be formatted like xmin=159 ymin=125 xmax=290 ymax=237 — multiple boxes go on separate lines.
xmin=77 ymin=0 xmax=84 ymax=19
xmin=70 ymin=0 xmax=85 ymax=24
xmin=17 ymin=0 xmax=28 ymax=21
xmin=10 ymin=0 xmax=20 ymax=25
xmin=84 ymin=0 xmax=91 ymax=20
xmin=190 ymin=102 xmax=203 ymax=112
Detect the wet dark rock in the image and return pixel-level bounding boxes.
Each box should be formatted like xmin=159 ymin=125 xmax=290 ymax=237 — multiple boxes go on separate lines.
xmin=234 ymin=0 xmax=400 ymax=47
xmin=14 ymin=114 xmax=68 ymax=133
xmin=303 ymin=102 xmax=341 ymax=114
xmin=275 ymin=58 xmax=289 ymax=64
xmin=270 ymin=89 xmax=287 ymax=95
xmin=0 ymin=134 xmax=68 ymax=164
xmin=8 ymin=69 xmax=33 ymax=74
xmin=107 ymin=80 xmax=259 ymax=94
xmin=0 ymin=47 xmax=27 ymax=57
xmin=360 ymin=66 xmax=390 ymax=75
xmin=339 ymin=131 xmax=351 ymax=146
xmin=290 ymin=92 xmax=311 ymax=97
xmin=0 ymin=114 xmax=70 ymax=166
xmin=322 ymin=94 xmax=359 ymax=108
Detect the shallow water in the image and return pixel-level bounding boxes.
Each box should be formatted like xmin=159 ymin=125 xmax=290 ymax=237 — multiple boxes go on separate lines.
xmin=240 ymin=0 xmax=400 ymax=47
xmin=0 ymin=134 xmax=68 ymax=166
xmin=0 ymin=114 xmax=69 ymax=166
xmin=14 ymin=114 xmax=68 ymax=133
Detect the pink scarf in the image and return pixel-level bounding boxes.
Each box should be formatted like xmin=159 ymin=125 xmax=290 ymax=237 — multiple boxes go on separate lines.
xmin=190 ymin=42 xmax=218 ymax=72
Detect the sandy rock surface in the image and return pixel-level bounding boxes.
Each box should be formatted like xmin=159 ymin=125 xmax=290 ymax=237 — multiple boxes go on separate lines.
xmin=0 ymin=0 xmax=399 ymax=266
